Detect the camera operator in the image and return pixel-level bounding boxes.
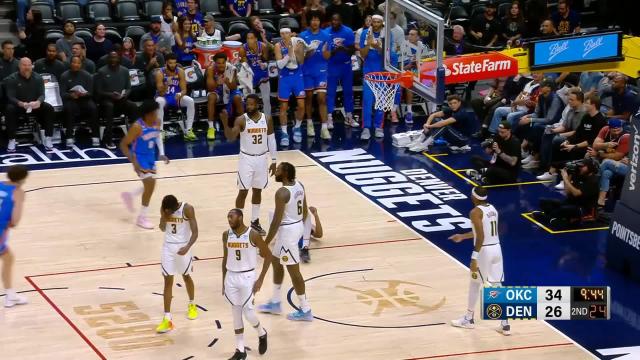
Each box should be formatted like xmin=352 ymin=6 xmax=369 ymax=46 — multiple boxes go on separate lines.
xmin=539 ymin=157 xmax=600 ymax=226
xmin=469 ymin=121 xmax=521 ymax=185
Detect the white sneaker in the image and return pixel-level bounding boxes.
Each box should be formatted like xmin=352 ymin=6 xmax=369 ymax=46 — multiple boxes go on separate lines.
xmin=496 ymin=323 xmax=511 ymax=336
xmin=522 ymin=160 xmax=540 ymax=169
xmin=374 ymin=127 xmax=384 ymax=138
xmin=409 ymin=139 xmax=431 ymax=153
xmin=320 ymin=127 xmax=331 ymax=140
xmin=327 ymin=118 xmax=334 ymax=130
xmin=555 ymin=181 xmax=565 ymax=190
xmin=66 ymin=138 xmax=75 ymax=147
xmin=360 ymin=128 xmax=371 ymax=140
xmin=522 ymin=154 xmax=535 ymax=165
xmin=346 ymin=116 xmax=359 ymax=128
xmin=521 ymin=150 xmax=530 ymax=159
xmin=4 ymin=293 xmax=28 ymax=308
xmin=7 ymin=139 xmax=16 ymax=153
xmin=404 ymin=134 xmax=426 ymax=148
xmin=91 ymin=137 xmax=100 ymax=147
xmin=306 ymin=121 xmax=315 ymax=137
xmin=136 ymin=215 xmax=154 ymax=229
xmin=280 ymin=135 xmax=290 ymax=147
xmin=44 ymin=136 xmax=53 ymax=150
xmin=451 ymin=316 xmax=475 ymax=329
xmin=536 ymin=172 xmax=555 ymax=181
xmin=450 ymin=145 xmax=471 ymax=153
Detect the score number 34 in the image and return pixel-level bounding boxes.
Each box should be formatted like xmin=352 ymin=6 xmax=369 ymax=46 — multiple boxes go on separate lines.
xmin=73 ymin=301 xmax=173 ymax=351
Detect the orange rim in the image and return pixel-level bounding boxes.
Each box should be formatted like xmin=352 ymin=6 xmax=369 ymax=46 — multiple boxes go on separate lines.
xmin=364 ymin=71 xmax=413 ymax=88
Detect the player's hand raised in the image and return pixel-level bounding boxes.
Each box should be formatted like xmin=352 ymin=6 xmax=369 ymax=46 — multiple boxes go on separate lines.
xmin=269 ymin=163 xmax=276 ymax=177
xmin=159 ymin=155 xmax=170 ymax=164
xmin=448 ymin=234 xmax=465 ymax=243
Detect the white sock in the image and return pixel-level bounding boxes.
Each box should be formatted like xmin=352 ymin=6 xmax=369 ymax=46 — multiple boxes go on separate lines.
xmin=235 ymin=333 xmax=245 ymax=352
xmin=131 ymin=187 xmax=144 ymax=196
xmin=321 ymin=122 xmax=327 ymax=130
xmin=501 ymin=319 xmax=509 ymax=326
xmin=189 ymin=299 xmax=194 ymax=305
xmin=208 ymin=120 xmax=214 ymax=128
xmin=407 ymin=106 xmax=413 ymax=114
xmin=328 ymin=113 xmax=333 ymax=121
xmin=140 ymin=206 xmax=149 ymax=216
xmin=271 ymin=284 xmax=282 ymax=304
xmin=164 ymin=312 xmax=171 ymax=320
xmin=297 ymin=294 xmax=311 ymax=312
xmin=251 ymin=204 xmax=260 ymax=221
xmin=5 ymin=288 xmax=16 ymax=298
xmin=280 ymin=125 xmax=288 ymax=134
xmin=466 ymin=280 xmax=481 ymax=320
xmin=302 ymin=238 xmax=310 ymax=248
xmin=345 ymin=112 xmax=352 ymax=120
xmin=294 ymin=119 xmax=302 ymax=128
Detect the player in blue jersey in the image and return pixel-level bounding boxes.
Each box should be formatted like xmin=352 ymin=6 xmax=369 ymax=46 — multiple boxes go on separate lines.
xmin=155 ymin=53 xmax=197 ymax=141
xmin=326 ymin=13 xmax=359 ymax=130
xmin=239 ymin=32 xmax=271 ymax=116
xmin=359 ymin=14 xmax=387 ymax=140
xmin=274 ymin=28 xmax=306 ymax=147
xmin=300 ymin=11 xmax=331 ymax=140
xmin=206 ymin=52 xmax=244 ymax=137
xmin=120 ymin=100 xmax=170 ymax=230
xmin=0 ymin=165 xmax=28 ymax=308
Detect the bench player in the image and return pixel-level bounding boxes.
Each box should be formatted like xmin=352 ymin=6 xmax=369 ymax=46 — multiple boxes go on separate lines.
xmin=120 ymin=100 xmax=169 ymax=229
xmin=0 ymin=165 xmax=28 ymax=308
xmin=448 ymin=187 xmax=510 ymax=336
xmin=222 ymin=208 xmax=271 ymax=360
xmin=156 ymin=194 xmax=199 ymax=333
xmin=222 ymin=94 xmax=277 ymax=236
xmin=206 ymin=52 xmax=244 ymax=139
xmin=257 ymin=162 xmax=312 ymax=321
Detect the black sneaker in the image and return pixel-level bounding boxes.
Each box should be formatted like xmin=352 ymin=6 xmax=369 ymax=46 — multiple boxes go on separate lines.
xmin=300 ymin=247 xmax=310 ymax=263
xmin=228 ymin=349 xmax=247 ymax=360
xmin=258 ymin=330 xmax=268 ymax=355
xmin=251 ymin=219 xmax=266 ymax=236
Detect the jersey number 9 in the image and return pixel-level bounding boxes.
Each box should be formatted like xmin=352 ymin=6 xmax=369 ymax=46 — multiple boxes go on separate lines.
xmin=235 ymin=249 xmax=241 ymax=261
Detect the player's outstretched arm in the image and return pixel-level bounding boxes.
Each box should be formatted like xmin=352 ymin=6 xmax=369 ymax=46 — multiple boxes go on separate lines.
xmin=265 ymin=187 xmax=289 ymax=245
xmin=251 ymin=230 xmax=271 ymax=294
xmin=120 ymin=123 xmax=142 ymax=172
xmin=221 ymin=230 xmax=228 ymax=295
xmin=309 ymin=206 xmax=323 ymax=238
xmin=178 ymin=204 xmax=198 ymax=255
xmin=9 ymin=188 xmax=25 ymax=228
xmin=155 ymin=69 xmax=166 ymax=96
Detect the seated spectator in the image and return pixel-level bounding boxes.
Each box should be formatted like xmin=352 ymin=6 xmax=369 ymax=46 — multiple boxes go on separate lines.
xmin=273 ymin=0 xmax=304 ymax=15
xmin=353 ymin=0 xmax=375 ymax=36
xmin=200 ymin=15 xmax=224 ymax=43
xmin=95 ymin=51 xmax=138 ymax=149
xmin=86 ymin=24 xmax=114 ymax=63
xmin=140 ymin=17 xmax=173 ymax=55
xmin=161 ymin=2 xmax=178 ymax=36
xmin=134 ymin=39 xmax=166 ymax=91
xmin=60 ymin=55 xmax=98 ymax=147
xmin=241 ymin=16 xmax=275 ymax=44
xmin=174 ymin=17 xmax=197 ymax=65
xmin=539 ymin=157 xmax=600 ymax=227
xmin=539 ymin=19 xmax=558 ymax=37
xmin=228 ymin=0 xmax=253 ymax=17
xmin=469 ymin=1 xmax=501 ymax=47
xmin=69 ymin=42 xmax=96 ymax=74
xmin=407 ymin=95 xmax=474 ymax=153
xmin=444 ymin=25 xmax=469 ymax=56
xmin=354 ymin=15 xmax=372 ymax=53
xmin=300 ymin=0 xmax=325 ymax=29
xmin=186 ymin=0 xmax=204 ymax=34
xmin=471 ymin=78 xmax=504 ymax=137
xmin=18 ymin=9 xmax=46 ymax=61
xmin=97 ymin=44 xmax=133 ymax=69
xmin=469 ymin=121 xmax=522 ymax=185
xmin=4 ymin=58 xmax=55 ymax=152
xmin=34 ymin=43 xmax=67 ymax=80
xmin=489 ymin=73 xmax=542 ymax=134
xmin=502 ymin=1 xmax=526 ymax=47
xmin=155 ymin=53 xmax=197 ymax=140
xmin=598 ymin=156 xmax=630 ymax=208
xmin=599 ymin=74 xmax=637 ymax=121
xmin=474 ymin=74 xmax=532 ymax=138
xmin=518 ymin=78 xmax=564 ymax=169
xmin=122 ymin=37 xmax=137 ymax=63
xmin=400 ymin=28 xmax=429 ymax=124
xmin=587 ymin=118 xmax=630 ymax=163
xmin=0 ymin=41 xmax=19 ymax=81
xmin=56 ymin=21 xmax=85 ymax=62
xmin=551 ymin=0 xmax=581 ymax=35
xmin=579 ymin=71 xmax=604 ymax=98
xmin=538 ymin=88 xmax=586 ymax=172
xmin=326 ymin=0 xmax=352 ymax=29
xmin=538 ymin=94 xmax=607 ymax=186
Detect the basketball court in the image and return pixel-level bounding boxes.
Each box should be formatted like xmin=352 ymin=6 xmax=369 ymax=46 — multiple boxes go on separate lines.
xmin=0 ymin=151 xmax=591 ymax=359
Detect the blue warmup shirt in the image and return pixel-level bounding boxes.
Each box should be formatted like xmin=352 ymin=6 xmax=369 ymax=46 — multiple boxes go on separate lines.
xmin=300 ymin=29 xmax=330 ymax=75
xmin=325 ymin=24 xmax=354 ymax=66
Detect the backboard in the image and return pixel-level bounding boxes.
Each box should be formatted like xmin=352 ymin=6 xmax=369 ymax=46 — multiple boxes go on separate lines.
xmin=384 ymin=0 xmax=446 ymax=104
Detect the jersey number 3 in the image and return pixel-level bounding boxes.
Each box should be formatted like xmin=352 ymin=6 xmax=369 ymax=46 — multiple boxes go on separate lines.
xmin=252 ymin=134 xmax=263 ymax=144
xmin=171 ymin=224 xmax=177 ymax=234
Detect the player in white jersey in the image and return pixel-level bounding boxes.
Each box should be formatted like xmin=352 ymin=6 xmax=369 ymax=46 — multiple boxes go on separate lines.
xmin=222 ymin=208 xmax=271 ymax=360
xmin=156 ymin=195 xmax=199 ymax=333
xmin=448 ymin=187 xmax=510 ymax=336
xmin=257 ymin=162 xmax=313 ymax=321
xmin=222 ymin=94 xmax=277 ymax=236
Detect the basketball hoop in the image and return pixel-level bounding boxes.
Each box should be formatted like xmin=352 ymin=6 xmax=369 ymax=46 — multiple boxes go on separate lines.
xmin=364 ymin=71 xmax=413 ymax=112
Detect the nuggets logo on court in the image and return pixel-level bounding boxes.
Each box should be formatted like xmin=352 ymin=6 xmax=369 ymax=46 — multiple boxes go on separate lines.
xmin=336 ymin=280 xmax=446 ymax=316
xmin=486 ymin=304 xmax=502 ymax=319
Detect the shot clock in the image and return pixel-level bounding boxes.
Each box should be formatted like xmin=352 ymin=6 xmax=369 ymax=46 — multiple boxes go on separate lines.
xmin=481 ymin=286 xmax=610 ymax=320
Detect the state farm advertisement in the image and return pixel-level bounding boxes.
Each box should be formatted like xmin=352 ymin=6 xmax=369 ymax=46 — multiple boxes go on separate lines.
xmin=420 ymin=52 xmax=518 ymax=85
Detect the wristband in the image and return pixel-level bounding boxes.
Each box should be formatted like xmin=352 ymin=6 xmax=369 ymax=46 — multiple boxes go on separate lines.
xmin=471 ymin=251 xmax=479 ymax=260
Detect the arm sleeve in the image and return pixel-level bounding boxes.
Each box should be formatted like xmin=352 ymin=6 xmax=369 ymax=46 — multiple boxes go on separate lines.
xmin=268 ymin=133 xmax=277 ymax=160
xmin=276 ymin=55 xmax=290 ymax=69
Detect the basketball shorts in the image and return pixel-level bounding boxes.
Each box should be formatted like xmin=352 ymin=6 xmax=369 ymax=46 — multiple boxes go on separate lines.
xmin=252 ymin=68 xmax=269 ymax=87
xmin=237 ymin=152 xmax=269 ymax=190
xmin=161 ymin=242 xmax=193 ymax=276
xmin=475 ymin=244 xmax=504 ymax=285
xmin=224 ymin=270 xmax=256 ymax=308
xmin=163 ymin=94 xmax=178 ymax=108
xmin=135 ymin=153 xmax=157 ymax=179
xmin=304 ymin=70 xmax=328 ymax=92
xmin=273 ymin=221 xmax=304 ymax=265
xmin=210 ymin=88 xmax=243 ymax=114
xmin=278 ymin=73 xmax=306 ymax=101
xmin=0 ymin=239 xmax=8 ymax=255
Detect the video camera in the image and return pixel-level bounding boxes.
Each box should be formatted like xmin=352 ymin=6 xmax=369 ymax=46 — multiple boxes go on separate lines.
xmin=564 ymin=158 xmax=599 ymax=176
xmin=481 ymin=137 xmax=497 ymax=149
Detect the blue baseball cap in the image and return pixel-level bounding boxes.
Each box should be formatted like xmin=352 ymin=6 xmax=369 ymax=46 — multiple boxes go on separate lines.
xmin=608 ymin=118 xmax=623 ymax=129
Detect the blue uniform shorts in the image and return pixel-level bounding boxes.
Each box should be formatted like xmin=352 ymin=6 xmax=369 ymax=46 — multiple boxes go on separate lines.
xmin=304 ymin=70 xmax=328 ymax=91
xmin=278 ymin=72 xmax=306 ymax=101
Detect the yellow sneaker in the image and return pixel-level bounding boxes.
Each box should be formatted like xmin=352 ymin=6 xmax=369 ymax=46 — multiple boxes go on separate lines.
xmin=184 ymin=128 xmax=197 ymax=141
xmin=207 ymin=127 xmax=216 ymax=141
xmin=156 ymin=317 xmax=174 ymax=333
xmin=187 ymin=303 xmax=198 ymax=320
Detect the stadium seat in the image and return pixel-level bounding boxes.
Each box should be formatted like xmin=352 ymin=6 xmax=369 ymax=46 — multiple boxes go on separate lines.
xmin=261 ymin=19 xmax=277 ymax=34
xmin=278 ymin=17 xmax=299 ymax=32
xmin=116 ymin=0 xmax=141 ymax=21
xmin=45 ymin=29 xmax=64 ymax=43
xmin=201 ymin=0 xmax=222 ymax=16
xmin=447 ymin=6 xmax=469 ymax=26
xmin=470 ymin=4 xmax=486 ymax=19
xmin=498 ymin=2 xmax=511 ymax=18
xmin=57 ymin=1 xmax=84 ymax=23
xmin=257 ymin=0 xmax=275 ymax=14
xmin=228 ymin=21 xmax=250 ymax=36
xmin=87 ymin=0 xmax=112 ymax=22
xmin=143 ymin=0 xmax=164 ymax=18
xmin=124 ymin=25 xmax=146 ymax=47
xmin=30 ymin=1 xmax=55 ymax=24
xmin=105 ymin=27 xmax=123 ymax=44
xmin=214 ymin=22 xmax=225 ymax=35
xmin=74 ymin=28 xmax=94 ymax=43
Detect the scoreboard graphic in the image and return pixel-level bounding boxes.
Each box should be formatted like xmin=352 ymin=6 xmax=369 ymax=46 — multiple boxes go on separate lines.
xmin=482 ymin=286 xmax=610 ymax=320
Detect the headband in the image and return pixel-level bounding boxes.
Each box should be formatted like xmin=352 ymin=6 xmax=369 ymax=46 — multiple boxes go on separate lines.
xmin=280 ymin=27 xmax=292 ymax=34
xmin=372 ymin=14 xmax=384 ymax=21
xmin=472 ymin=187 xmax=487 ymax=201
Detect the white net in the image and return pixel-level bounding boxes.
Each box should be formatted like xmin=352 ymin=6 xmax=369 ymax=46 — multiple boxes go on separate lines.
xmin=364 ymin=73 xmax=401 ymax=112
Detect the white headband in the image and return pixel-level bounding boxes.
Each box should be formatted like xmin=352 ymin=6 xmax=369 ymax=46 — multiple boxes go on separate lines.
xmin=472 ymin=187 xmax=487 ymax=201
xmin=372 ymin=15 xmax=384 ymax=21
xmin=280 ymin=27 xmax=291 ymax=34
